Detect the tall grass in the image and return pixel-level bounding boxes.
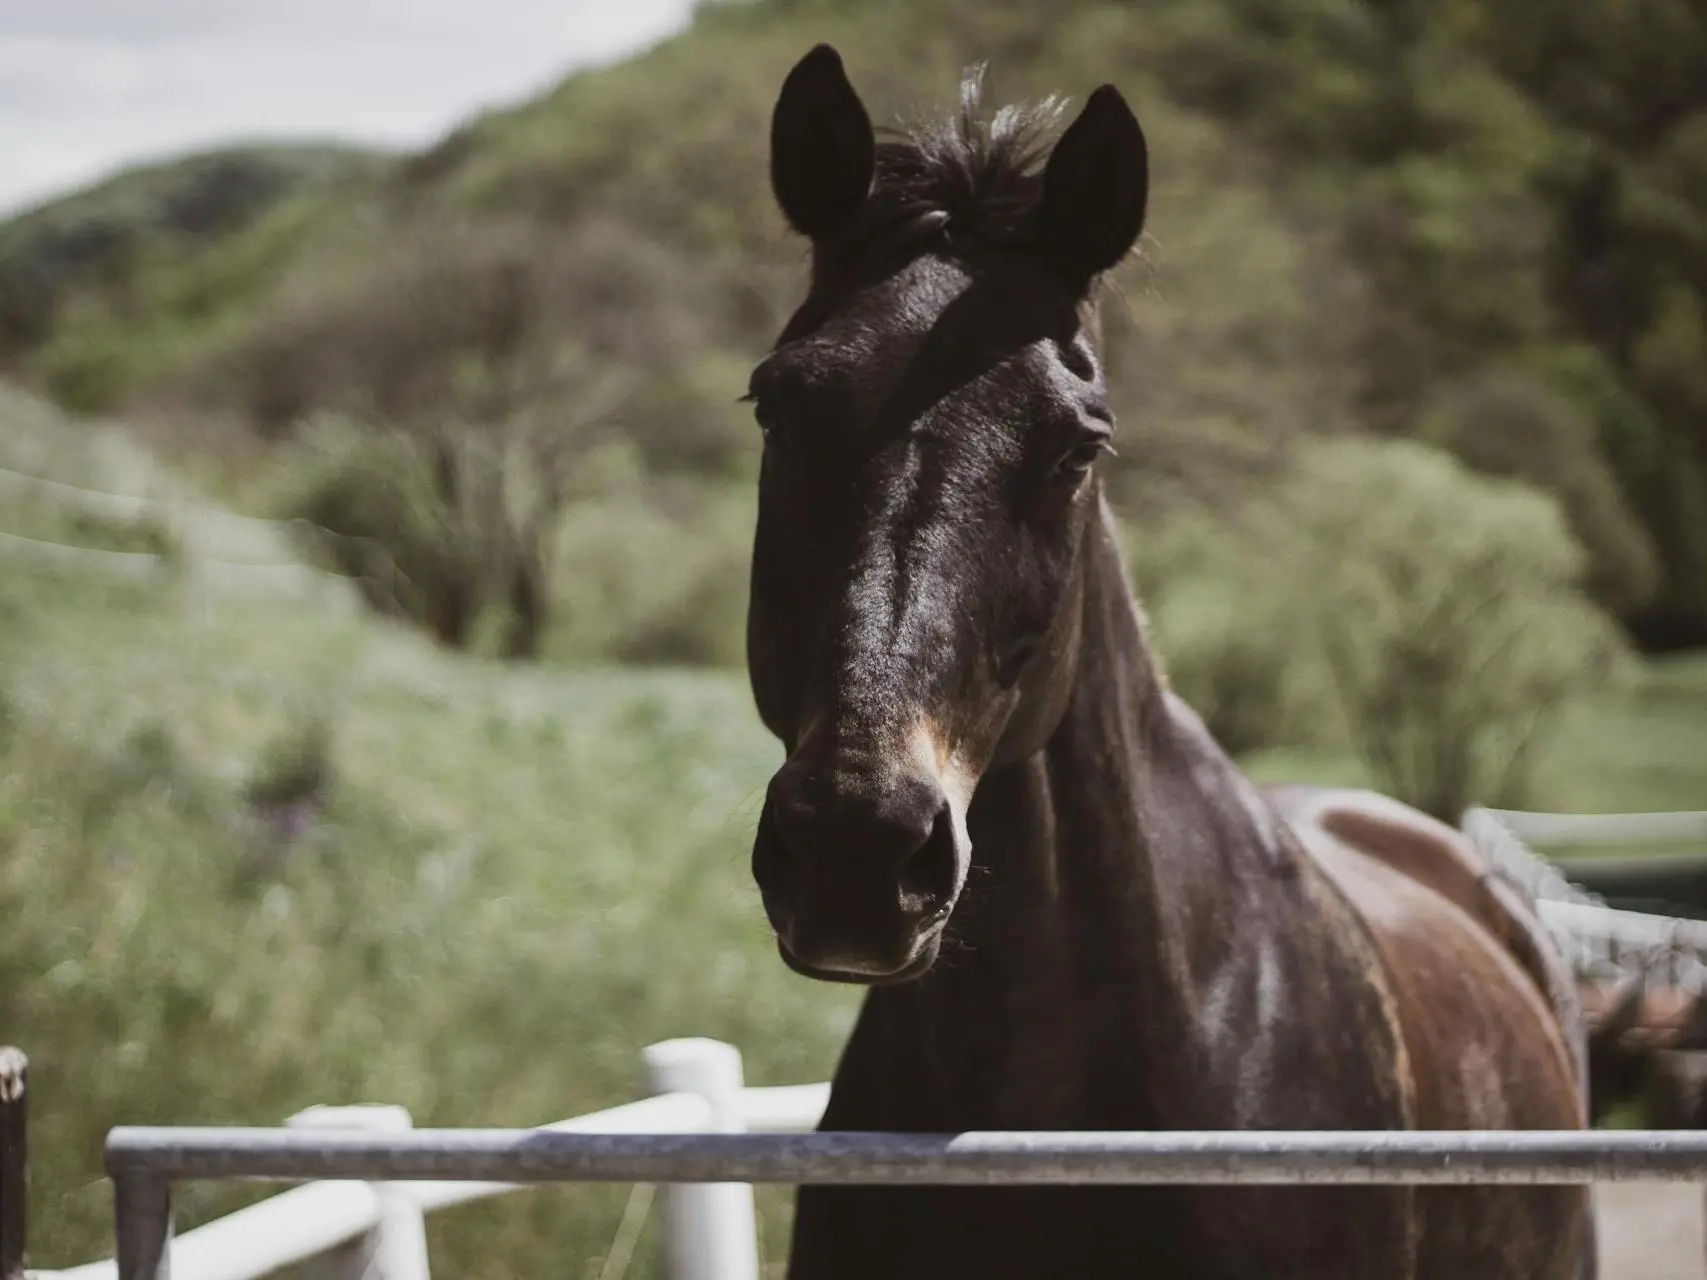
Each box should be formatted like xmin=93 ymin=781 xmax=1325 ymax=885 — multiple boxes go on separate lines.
xmin=0 ymin=562 xmax=849 ymax=1278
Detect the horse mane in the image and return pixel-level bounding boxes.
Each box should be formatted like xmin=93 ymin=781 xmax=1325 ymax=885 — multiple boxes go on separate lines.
xmin=832 ymin=66 xmax=1066 ymax=262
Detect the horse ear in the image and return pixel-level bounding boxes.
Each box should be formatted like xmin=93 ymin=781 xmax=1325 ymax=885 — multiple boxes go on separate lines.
xmin=1038 ymin=86 xmax=1148 ymax=284
xmin=770 ymin=44 xmax=876 ymax=239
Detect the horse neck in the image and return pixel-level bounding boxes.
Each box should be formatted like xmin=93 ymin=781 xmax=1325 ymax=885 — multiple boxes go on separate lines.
xmin=896 ymin=501 xmax=1283 ymax=1118
xmin=974 ymin=502 xmax=1191 ymax=983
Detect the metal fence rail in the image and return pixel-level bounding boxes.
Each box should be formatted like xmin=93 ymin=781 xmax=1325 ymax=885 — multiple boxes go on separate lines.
xmin=100 ymin=1126 xmax=1707 ymax=1280
xmin=105 ymin=1127 xmax=1707 ymax=1187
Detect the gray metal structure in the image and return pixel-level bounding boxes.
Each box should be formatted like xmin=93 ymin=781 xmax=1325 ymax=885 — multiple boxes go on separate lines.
xmin=104 ymin=1127 xmax=1707 ymax=1279
xmin=107 ymin=1125 xmax=1707 ymax=1186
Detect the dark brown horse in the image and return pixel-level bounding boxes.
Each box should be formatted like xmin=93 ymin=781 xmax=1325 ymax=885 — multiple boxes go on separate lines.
xmin=744 ymin=45 xmax=1594 ymax=1279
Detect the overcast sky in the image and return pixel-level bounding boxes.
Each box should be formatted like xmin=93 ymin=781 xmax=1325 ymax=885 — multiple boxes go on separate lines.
xmin=0 ymin=0 xmax=699 ymax=217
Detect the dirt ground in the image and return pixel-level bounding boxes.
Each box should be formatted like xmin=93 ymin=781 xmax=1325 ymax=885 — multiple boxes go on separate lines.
xmin=1597 ymin=1184 xmax=1705 ymax=1279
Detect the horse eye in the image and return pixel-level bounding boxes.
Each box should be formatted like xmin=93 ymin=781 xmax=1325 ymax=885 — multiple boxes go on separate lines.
xmin=1060 ymin=339 xmax=1098 ymax=382
xmin=1057 ymin=439 xmax=1111 ymax=480
xmin=749 ymin=396 xmax=780 ymax=442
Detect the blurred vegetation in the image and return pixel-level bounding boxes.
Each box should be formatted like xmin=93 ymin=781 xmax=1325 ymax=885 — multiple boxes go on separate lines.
xmin=1129 ymin=502 xmax=1317 ymax=758
xmin=0 ymin=145 xmax=380 ymax=411
xmin=4 ymin=503 xmax=179 ymax=560
xmin=1132 ymin=437 xmax=1625 ymax=818
xmin=1287 ymin=440 xmax=1623 ymax=819
xmin=2 ymin=0 xmax=1703 ymax=650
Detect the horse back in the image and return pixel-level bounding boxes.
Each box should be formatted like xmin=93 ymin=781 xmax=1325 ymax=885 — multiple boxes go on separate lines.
xmin=1265 ymin=783 xmax=1585 ymax=1123
xmin=1265 ymin=784 xmax=1594 ymax=1280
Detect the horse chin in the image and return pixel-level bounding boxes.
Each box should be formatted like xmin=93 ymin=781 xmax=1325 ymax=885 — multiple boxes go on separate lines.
xmin=776 ymin=922 xmax=947 ymax=986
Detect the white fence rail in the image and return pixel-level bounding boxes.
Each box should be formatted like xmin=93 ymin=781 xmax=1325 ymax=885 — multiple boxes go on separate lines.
xmin=0 ymin=465 xmax=292 ymax=559
xmin=1464 ymin=807 xmax=1707 ymax=993
xmin=33 ymin=1040 xmax=823 ymax=1280
xmin=0 ymin=462 xmax=375 ymax=610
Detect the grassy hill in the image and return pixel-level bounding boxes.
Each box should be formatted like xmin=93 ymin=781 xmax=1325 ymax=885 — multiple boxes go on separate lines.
xmin=0 ymin=143 xmax=383 ymax=412
xmin=4 ymin=0 xmax=1703 ymax=648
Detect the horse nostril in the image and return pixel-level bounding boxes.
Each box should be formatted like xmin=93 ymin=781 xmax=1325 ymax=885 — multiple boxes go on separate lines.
xmin=753 ymin=802 xmax=797 ymax=892
xmin=898 ymin=803 xmax=959 ymax=919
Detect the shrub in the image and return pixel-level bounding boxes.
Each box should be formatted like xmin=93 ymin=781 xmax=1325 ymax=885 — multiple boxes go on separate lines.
xmin=1126 ymin=437 xmax=1625 ymax=814
xmin=548 ymin=480 xmax=753 ymax=669
xmin=1416 ymin=366 xmax=1659 ymax=615
xmin=243 ymin=715 xmax=335 ymax=811
xmin=1283 ymin=438 xmax=1623 ymax=820
xmin=276 ymin=413 xmax=581 ymax=657
xmin=276 ymin=419 xmax=465 ymax=635
xmin=1125 ymin=504 xmax=1325 ymax=756
xmin=277 ymin=418 xmax=754 ymax=668
xmin=227 ymin=216 xmax=700 ymax=443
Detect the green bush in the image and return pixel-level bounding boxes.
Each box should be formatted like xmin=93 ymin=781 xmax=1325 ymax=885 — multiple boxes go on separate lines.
xmin=549 ymin=480 xmax=754 ymax=669
xmin=1416 ymin=366 xmax=1659 ymax=615
xmin=243 ymin=714 xmax=335 ymax=810
xmin=1283 ymin=438 xmax=1623 ymax=820
xmin=276 ymin=418 xmax=468 ymax=635
xmin=276 ymin=419 xmax=754 ymax=668
xmin=1126 ymin=437 xmax=1625 ymax=816
xmin=1126 ymin=504 xmax=1325 ymax=756
xmin=276 ymin=413 xmax=580 ymax=657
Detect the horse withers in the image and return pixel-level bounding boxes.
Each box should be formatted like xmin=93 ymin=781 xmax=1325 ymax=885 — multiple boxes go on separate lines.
xmin=742 ymin=44 xmax=1594 ymax=1279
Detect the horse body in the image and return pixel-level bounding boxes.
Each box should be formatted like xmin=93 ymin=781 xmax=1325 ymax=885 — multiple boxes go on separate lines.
xmin=787 ymin=517 xmax=1586 ymax=1279
xmin=744 ymin=45 xmax=1593 ymax=1277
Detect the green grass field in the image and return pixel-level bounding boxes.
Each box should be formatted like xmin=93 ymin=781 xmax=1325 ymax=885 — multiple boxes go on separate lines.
xmin=1242 ymin=650 xmax=1707 ymax=816
xmin=0 ymin=561 xmax=855 ymax=1277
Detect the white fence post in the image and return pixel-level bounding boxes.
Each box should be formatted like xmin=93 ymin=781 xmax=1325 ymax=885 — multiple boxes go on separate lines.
xmin=643 ymin=1039 xmax=761 ymax=1280
xmin=287 ymin=1105 xmax=432 ymax=1280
